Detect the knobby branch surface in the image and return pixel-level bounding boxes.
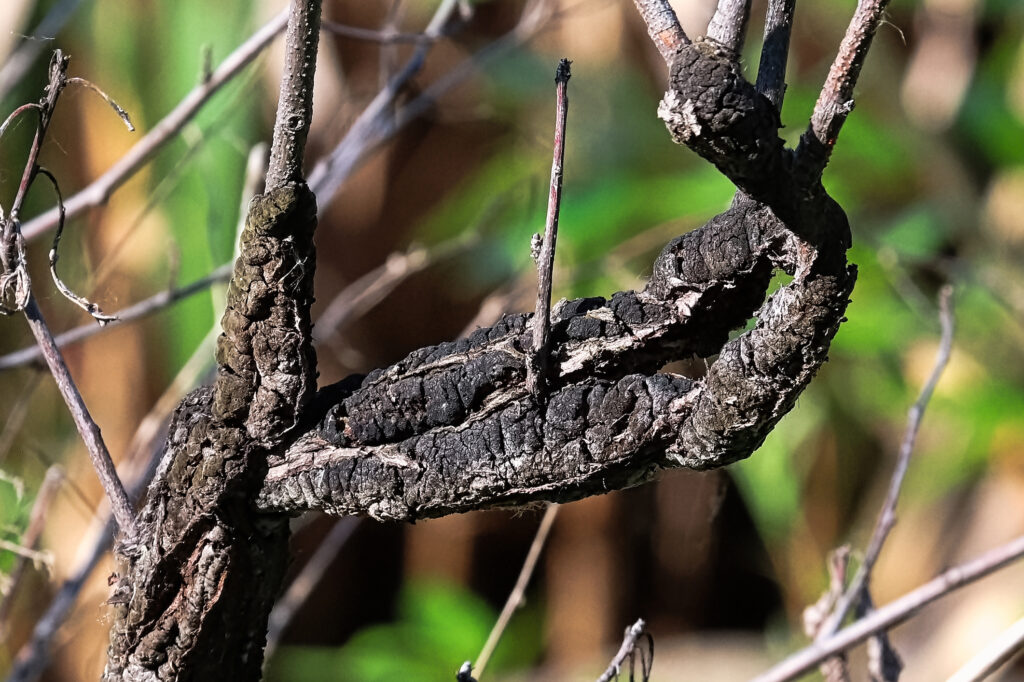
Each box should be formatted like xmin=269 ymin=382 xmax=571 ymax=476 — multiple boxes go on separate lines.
xmin=103 ymin=0 xmax=324 ymax=679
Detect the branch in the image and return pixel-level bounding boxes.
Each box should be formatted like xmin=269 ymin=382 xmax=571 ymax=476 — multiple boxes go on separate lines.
xmin=947 ymin=615 xmax=1024 ymax=682
xmin=818 ymin=286 xmax=955 ymax=639
xmin=0 ymin=264 xmax=232 ymax=371
xmin=527 ymin=59 xmax=571 ymax=397
xmin=796 ymin=0 xmax=891 ymax=176
xmin=630 ymin=0 xmax=689 ymax=65
xmin=597 ymin=619 xmax=653 ymax=682
xmin=707 ymin=0 xmax=752 ymax=54
xmin=754 ymin=533 xmax=1024 ymax=682
xmin=19 ymin=9 xmax=289 ymax=242
xmin=754 ymin=0 xmax=797 ymax=112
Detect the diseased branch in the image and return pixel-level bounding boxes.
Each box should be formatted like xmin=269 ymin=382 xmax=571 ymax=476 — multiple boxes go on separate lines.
xmin=754 ymin=534 xmax=1024 ymax=682
xmin=796 ymin=0 xmax=891 ymax=176
xmin=631 ymin=0 xmax=689 ymax=65
xmin=755 ymin=0 xmax=797 ymax=111
xmin=19 ymin=9 xmax=289 ymax=242
xmin=707 ymin=0 xmax=752 ymax=54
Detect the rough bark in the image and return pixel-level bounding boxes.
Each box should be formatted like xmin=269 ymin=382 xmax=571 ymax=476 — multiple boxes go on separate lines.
xmin=104 ymin=10 xmax=858 ymax=680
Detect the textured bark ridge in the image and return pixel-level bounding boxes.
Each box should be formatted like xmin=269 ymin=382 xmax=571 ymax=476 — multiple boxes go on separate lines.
xmin=104 ymin=184 xmax=319 ymax=681
xmin=255 ymin=42 xmax=857 ymax=522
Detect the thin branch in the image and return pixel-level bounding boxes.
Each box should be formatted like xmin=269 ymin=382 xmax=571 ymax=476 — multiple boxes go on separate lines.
xmin=264 ymin=517 xmax=360 ymax=660
xmin=947 ymin=614 xmax=1024 ymax=682
xmin=630 ymin=0 xmax=689 ymax=65
xmin=19 ymin=8 xmax=289 ymax=242
xmin=707 ymin=0 xmax=752 ymax=54
xmin=754 ymin=0 xmax=797 ymax=112
xmin=818 ymin=286 xmax=955 ymax=639
xmin=597 ymin=619 xmax=654 ymax=682
xmin=471 ymin=504 xmax=559 ymax=680
xmin=265 ymin=0 xmax=323 ymax=190
xmin=0 ymin=264 xmax=232 ymax=371
xmin=796 ymin=0 xmax=891 ymax=175
xmin=527 ymin=58 xmax=570 ymax=397
xmin=322 ymin=19 xmax=432 ymax=45
xmin=66 ymin=77 xmax=135 ymax=131
xmin=753 ymin=533 xmax=1024 ymax=682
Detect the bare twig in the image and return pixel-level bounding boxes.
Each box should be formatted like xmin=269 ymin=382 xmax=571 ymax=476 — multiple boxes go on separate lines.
xmin=630 ymin=0 xmax=689 ymax=65
xmin=66 ymin=77 xmax=135 ymax=131
xmin=803 ymin=548 xmax=852 ymax=682
xmin=471 ymin=504 xmax=559 ymax=680
xmin=19 ymin=8 xmax=290 ymax=242
xmin=754 ymin=0 xmax=797 ymax=112
xmin=707 ymin=0 xmax=752 ymax=54
xmin=597 ymin=619 xmax=654 ymax=682
xmin=322 ymin=19 xmax=432 ymax=45
xmin=947 ymin=614 xmax=1024 ymax=682
xmin=526 ymin=58 xmax=570 ymax=397
xmin=797 ymin=0 xmax=891 ymax=175
xmin=818 ymin=286 xmax=955 ymax=639
xmin=265 ymin=0 xmax=323 ymax=190
xmin=753 ymin=533 xmax=1024 ymax=682
xmin=0 ymin=264 xmax=232 ymax=371
xmin=0 ymin=466 xmax=62 ymax=637
xmin=264 ymin=517 xmax=360 ymax=660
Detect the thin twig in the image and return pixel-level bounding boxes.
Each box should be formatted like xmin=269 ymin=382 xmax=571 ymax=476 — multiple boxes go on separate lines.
xmin=264 ymin=517 xmax=360 ymax=660
xmin=818 ymin=286 xmax=955 ymax=639
xmin=796 ymin=0 xmax=890 ymax=175
xmin=66 ymin=77 xmax=135 ymax=131
xmin=754 ymin=0 xmax=797 ymax=112
xmin=322 ymin=19 xmax=432 ymax=45
xmin=526 ymin=58 xmax=570 ymax=397
xmin=20 ymin=8 xmax=290 ymax=242
xmin=471 ymin=504 xmax=559 ymax=680
xmin=947 ymin=614 xmax=1024 ymax=682
xmin=753 ymin=533 xmax=1024 ymax=682
xmin=265 ymin=0 xmax=323 ymax=190
xmin=597 ymin=619 xmax=654 ymax=682
xmin=0 ymin=264 xmax=233 ymax=371
xmin=707 ymin=0 xmax=752 ymax=54
xmin=630 ymin=0 xmax=689 ymax=65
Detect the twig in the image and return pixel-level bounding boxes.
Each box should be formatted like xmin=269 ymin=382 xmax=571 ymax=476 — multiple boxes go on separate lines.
xmin=0 ymin=466 xmax=62 ymax=637
xmin=818 ymin=286 xmax=955 ymax=639
xmin=754 ymin=0 xmax=797 ymax=112
xmin=596 ymin=619 xmax=654 ymax=682
xmin=752 ymin=533 xmax=1024 ymax=682
xmin=0 ymin=263 xmax=232 ymax=371
xmin=526 ymin=58 xmax=570 ymax=397
xmin=471 ymin=504 xmax=559 ymax=680
xmin=630 ymin=0 xmax=689 ymax=65
xmin=802 ymin=548 xmax=852 ymax=682
xmin=322 ymin=19 xmax=432 ymax=45
xmin=264 ymin=517 xmax=360 ymax=660
xmin=0 ymin=374 xmax=41 ymax=463
xmin=0 ymin=540 xmax=51 ymax=569
xmin=265 ymin=0 xmax=323 ymax=190
xmin=706 ymin=0 xmax=752 ymax=54
xmin=947 ymin=614 xmax=1024 ymax=682
xmin=19 ymin=8 xmax=290 ymax=242
xmin=796 ymin=0 xmax=891 ymax=175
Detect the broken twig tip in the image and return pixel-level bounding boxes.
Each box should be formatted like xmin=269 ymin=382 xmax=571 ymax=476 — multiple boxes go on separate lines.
xmin=555 ymin=57 xmax=572 ymax=83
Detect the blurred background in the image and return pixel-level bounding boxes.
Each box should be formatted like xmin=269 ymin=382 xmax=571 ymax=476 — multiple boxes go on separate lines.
xmin=0 ymin=0 xmax=1023 ymax=680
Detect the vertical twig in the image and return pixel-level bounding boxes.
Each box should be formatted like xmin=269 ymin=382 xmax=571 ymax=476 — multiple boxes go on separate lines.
xmin=469 ymin=504 xmax=559 ymax=680
xmin=526 ymin=58 xmax=571 ymax=397
xmin=707 ymin=0 xmax=752 ymax=54
xmin=754 ymin=0 xmax=797 ymax=112
xmin=265 ymin=0 xmax=323 ymax=191
xmin=596 ymin=619 xmax=654 ymax=682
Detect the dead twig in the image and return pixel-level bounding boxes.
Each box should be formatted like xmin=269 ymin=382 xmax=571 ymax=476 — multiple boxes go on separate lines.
xmin=754 ymin=533 xmax=1024 ymax=682
xmin=707 ymin=0 xmax=752 ymax=54
xmin=597 ymin=619 xmax=654 ymax=682
xmin=754 ymin=0 xmax=797 ymax=111
xmin=527 ymin=58 xmax=571 ymax=397
xmin=630 ymin=0 xmax=688 ymax=65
